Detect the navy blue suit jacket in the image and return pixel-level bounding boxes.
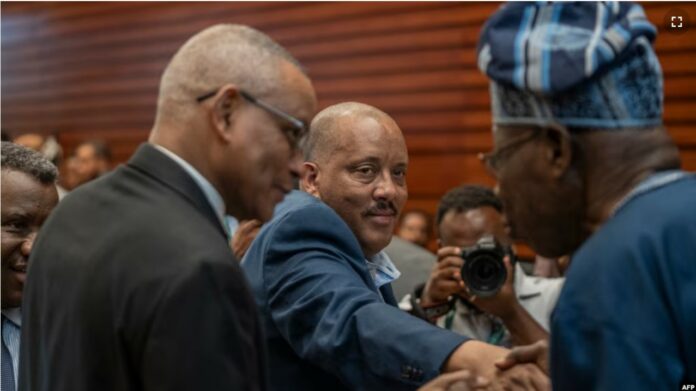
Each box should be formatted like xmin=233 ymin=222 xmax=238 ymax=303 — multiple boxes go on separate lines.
xmin=242 ymin=191 xmax=468 ymax=390
xmin=551 ymin=175 xmax=696 ymax=389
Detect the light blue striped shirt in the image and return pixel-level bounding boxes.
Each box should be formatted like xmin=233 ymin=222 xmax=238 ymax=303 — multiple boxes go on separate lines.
xmin=2 ymin=308 xmax=22 ymax=390
xmin=365 ymin=251 xmax=401 ymax=301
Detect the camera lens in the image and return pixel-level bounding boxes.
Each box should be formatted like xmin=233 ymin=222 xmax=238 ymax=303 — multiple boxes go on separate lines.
xmin=474 ymin=256 xmax=497 ymax=281
xmin=461 ymin=251 xmax=507 ymax=298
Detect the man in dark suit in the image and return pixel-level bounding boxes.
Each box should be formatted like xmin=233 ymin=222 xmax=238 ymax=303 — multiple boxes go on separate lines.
xmin=241 ymin=102 xmax=548 ymax=390
xmin=19 ymin=24 xmax=316 ymax=391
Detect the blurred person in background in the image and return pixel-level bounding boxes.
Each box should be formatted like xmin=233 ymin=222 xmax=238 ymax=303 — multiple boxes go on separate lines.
xmin=12 ymin=134 xmax=46 ymax=154
xmin=384 ymin=234 xmax=437 ymax=300
xmin=60 ymin=155 xmax=80 ymax=191
xmin=69 ymin=139 xmax=112 ymax=189
xmin=397 ymin=209 xmax=432 ymax=248
xmin=388 ymin=209 xmax=437 ymax=300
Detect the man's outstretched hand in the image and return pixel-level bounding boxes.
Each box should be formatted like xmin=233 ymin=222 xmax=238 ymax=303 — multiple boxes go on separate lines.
xmin=495 ymin=339 xmax=549 ymax=375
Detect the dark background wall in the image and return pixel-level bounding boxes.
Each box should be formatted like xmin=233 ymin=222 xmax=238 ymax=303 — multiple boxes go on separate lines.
xmin=3 ymin=2 xmax=696 ymax=248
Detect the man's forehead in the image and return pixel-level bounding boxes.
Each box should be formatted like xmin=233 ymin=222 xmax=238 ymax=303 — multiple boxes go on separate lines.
xmin=1 ymin=203 xmax=35 ymax=218
xmin=0 ymin=190 xmax=57 ymax=221
xmin=340 ymin=149 xmax=408 ymax=168
xmin=444 ymin=207 xmax=501 ymax=232
xmin=337 ymin=116 xmax=404 ymax=150
xmin=272 ymin=60 xmax=316 ymax=121
xmin=1 ymin=176 xmax=56 ymax=212
xmin=2 ymin=169 xmax=35 ymax=186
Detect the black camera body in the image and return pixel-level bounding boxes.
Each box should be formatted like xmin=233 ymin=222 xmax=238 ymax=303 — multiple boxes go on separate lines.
xmin=460 ymin=236 xmax=513 ymax=298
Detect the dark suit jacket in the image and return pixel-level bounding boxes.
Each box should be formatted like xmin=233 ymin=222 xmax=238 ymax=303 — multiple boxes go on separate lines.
xmin=19 ymin=144 xmax=266 ymax=391
xmin=241 ymin=191 xmax=468 ymax=391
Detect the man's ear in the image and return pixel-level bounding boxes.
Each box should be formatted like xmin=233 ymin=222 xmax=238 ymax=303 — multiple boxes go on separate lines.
xmin=208 ymin=84 xmax=243 ymax=143
xmin=300 ymin=162 xmax=321 ymax=198
xmin=542 ymin=125 xmax=573 ymax=179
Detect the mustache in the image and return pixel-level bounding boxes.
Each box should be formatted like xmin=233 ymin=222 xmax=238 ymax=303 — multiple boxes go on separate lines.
xmin=364 ymin=200 xmax=397 ymax=216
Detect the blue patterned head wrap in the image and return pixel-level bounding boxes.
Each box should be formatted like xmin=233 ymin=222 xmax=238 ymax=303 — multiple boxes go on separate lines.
xmin=477 ymin=2 xmax=663 ymax=129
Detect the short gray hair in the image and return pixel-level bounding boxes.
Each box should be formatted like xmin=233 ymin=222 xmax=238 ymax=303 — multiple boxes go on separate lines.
xmin=156 ymin=24 xmax=305 ymax=124
xmin=1 ymin=141 xmax=58 ymax=184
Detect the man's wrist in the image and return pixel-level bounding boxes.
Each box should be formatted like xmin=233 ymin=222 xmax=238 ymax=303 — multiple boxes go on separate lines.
xmin=420 ymin=293 xmax=448 ymax=308
xmin=420 ymin=300 xmax=452 ymax=319
xmin=410 ymin=285 xmax=453 ymax=321
xmin=496 ymin=301 xmax=524 ymax=324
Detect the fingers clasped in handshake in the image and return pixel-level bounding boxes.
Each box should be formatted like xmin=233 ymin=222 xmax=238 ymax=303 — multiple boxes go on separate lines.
xmin=423 ymin=339 xmax=550 ymax=391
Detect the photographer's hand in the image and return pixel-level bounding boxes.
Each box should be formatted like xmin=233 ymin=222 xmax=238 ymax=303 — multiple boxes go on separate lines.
xmin=421 ymin=247 xmax=465 ymax=307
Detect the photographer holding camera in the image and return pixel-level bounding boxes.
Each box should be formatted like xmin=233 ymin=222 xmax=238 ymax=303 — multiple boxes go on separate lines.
xmin=407 ymin=185 xmax=564 ymax=347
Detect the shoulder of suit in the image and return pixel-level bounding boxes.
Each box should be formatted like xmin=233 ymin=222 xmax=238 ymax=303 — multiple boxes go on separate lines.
xmin=270 ymin=190 xmax=345 ymax=228
xmin=255 ymin=190 xmax=362 ymax=258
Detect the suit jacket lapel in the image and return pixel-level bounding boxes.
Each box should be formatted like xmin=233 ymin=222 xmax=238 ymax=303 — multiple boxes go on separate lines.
xmin=127 ymin=143 xmax=227 ymax=239
xmin=379 ymin=284 xmax=398 ymax=306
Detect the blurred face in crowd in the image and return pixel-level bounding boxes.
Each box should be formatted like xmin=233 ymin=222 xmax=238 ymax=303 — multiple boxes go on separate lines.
xmin=73 ymin=143 xmax=109 ymax=187
xmin=485 ymin=125 xmax=585 ymax=257
xmin=1 ymin=170 xmax=58 ymax=308
xmin=14 ymin=134 xmax=46 ymax=152
xmin=438 ymin=206 xmax=510 ymax=249
xmin=397 ymin=211 xmax=429 ymax=247
xmin=304 ymin=114 xmax=408 ymax=258
xmin=62 ymin=156 xmax=80 ymax=190
xmin=214 ymin=60 xmax=316 ymax=223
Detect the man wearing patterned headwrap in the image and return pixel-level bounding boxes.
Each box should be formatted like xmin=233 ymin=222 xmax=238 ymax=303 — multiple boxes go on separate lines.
xmin=476 ymin=2 xmax=695 ymax=389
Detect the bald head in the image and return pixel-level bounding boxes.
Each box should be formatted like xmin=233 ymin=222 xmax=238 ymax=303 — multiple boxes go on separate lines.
xmin=303 ymin=102 xmax=400 ymax=164
xmin=155 ymin=24 xmax=303 ymax=127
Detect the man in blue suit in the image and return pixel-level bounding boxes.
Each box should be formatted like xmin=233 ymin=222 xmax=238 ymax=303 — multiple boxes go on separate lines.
xmin=242 ymin=102 xmax=548 ymax=390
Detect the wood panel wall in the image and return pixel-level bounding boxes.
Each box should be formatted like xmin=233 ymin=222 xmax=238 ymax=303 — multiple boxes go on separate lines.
xmin=3 ymin=2 xmax=696 ymax=251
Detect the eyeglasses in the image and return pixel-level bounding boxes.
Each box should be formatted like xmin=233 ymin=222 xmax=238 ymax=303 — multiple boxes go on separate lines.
xmin=481 ymin=129 xmax=541 ymax=175
xmin=196 ymin=88 xmax=307 ymax=149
